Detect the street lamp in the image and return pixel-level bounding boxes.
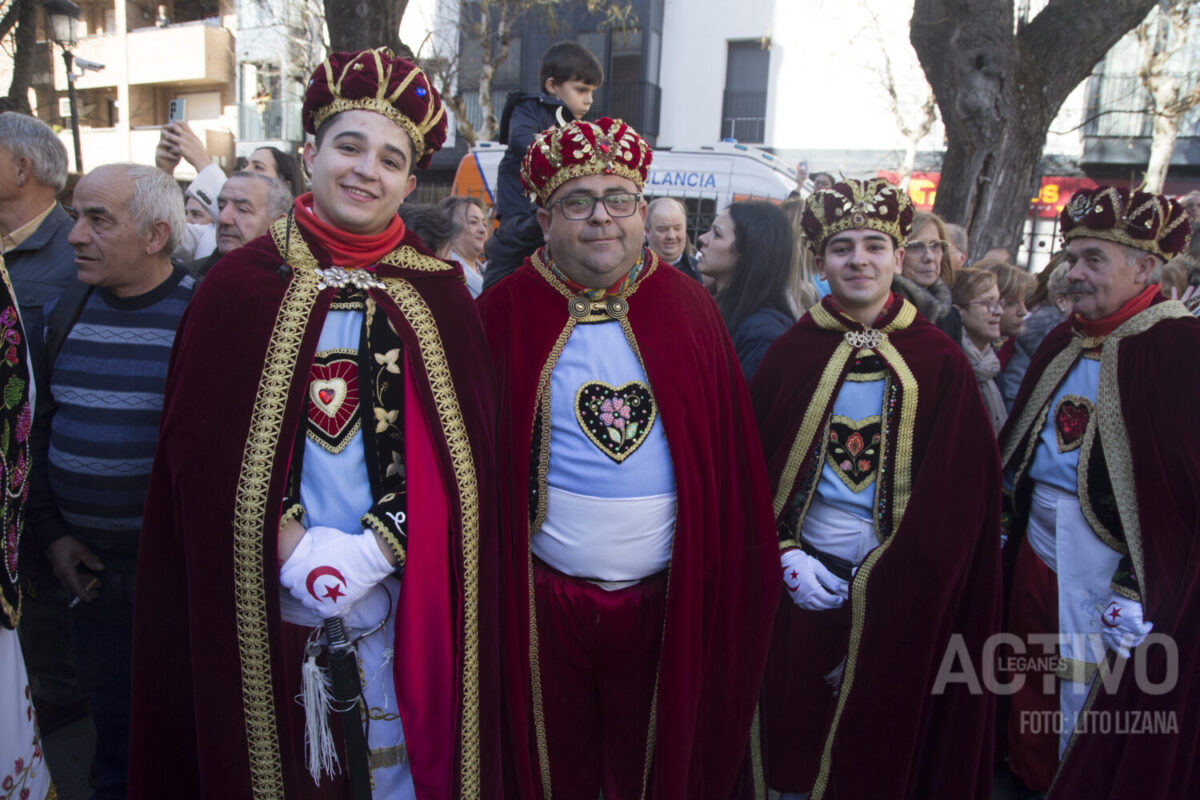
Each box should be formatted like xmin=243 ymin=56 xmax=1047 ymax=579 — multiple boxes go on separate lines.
xmin=43 ymin=0 xmax=83 ymax=172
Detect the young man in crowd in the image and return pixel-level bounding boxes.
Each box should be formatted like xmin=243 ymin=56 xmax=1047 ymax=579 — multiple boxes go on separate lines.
xmin=1001 ymin=186 xmax=1199 ymax=798
xmin=750 ymin=177 xmax=1001 ymax=799
xmin=129 ymin=49 xmax=502 ymax=798
xmin=478 ymin=117 xmax=778 ymax=799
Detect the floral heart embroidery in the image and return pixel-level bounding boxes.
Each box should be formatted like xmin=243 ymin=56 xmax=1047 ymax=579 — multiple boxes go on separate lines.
xmin=575 ymin=380 xmax=657 ymax=463
xmin=826 ymin=415 xmax=883 ymax=493
xmin=307 ymin=350 xmax=361 ymax=454
xmin=1054 ymin=394 xmax=1092 ymax=453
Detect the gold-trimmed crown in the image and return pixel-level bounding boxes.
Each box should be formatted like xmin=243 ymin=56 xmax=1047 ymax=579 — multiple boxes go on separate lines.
xmin=800 ymin=177 xmax=914 ymax=254
xmin=1060 ymin=185 xmax=1191 ymax=261
xmin=303 ymin=48 xmax=447 ymax=169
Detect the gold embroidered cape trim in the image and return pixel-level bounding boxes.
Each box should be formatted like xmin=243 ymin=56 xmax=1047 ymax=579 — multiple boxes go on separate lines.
xmin=531 ymin=247 xmax=660 ymax=304
xmin=772 ymin=300 xmax=917 ymax=524
xmin=845 ymin=369 xmax=887 ymax=382
xmin=380 ymin=281 xmax=482 ymax=798
xmin=233 ymin=245 xmax=322 ymax=798
xmin=1111 ymin=582 xmax=1141 ymax=601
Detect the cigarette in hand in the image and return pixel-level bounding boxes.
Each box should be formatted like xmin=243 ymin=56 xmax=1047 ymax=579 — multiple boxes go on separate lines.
xmin=68 ymin=576 xmax=100 ymax=608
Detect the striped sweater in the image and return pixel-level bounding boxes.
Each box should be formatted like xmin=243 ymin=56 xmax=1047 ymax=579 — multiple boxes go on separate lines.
xmin=41 ymin=268 xmax=194 ymax=556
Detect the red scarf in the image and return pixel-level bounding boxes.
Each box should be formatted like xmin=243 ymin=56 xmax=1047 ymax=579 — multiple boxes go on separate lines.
xmin=1073 ymin=284 xmax=1160 ymax=338
xmin=292 ymin=193 xmax=406 ymax=269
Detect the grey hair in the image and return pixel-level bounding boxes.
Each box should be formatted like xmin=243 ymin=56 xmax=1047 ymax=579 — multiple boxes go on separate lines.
xmin=0 ymin=112 xmax=69 ymax=192
xmin=1124 ymin=244 xmax=1164 ymax=284
xmin=645 ymin=196 xmax=688 ymax=227
xmin=1048 ymin=262 xmax=1071 ymax=299
xmin=227 ymin=171 xmax=293 ymax=220
xmin=121 ymin=164 xmax=185 ymax=255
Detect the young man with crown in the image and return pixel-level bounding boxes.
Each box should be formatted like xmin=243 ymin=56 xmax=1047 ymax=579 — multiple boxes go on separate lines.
xmin=477 ymin=117 xmax=778 ymax=799
xmin=128 ymin=49 xmax=502 ymax=798
xmin=749 ymin=178 xmax=1001 ymax=799
xmin=1000 ymin=186 xmax=1199 ymax=798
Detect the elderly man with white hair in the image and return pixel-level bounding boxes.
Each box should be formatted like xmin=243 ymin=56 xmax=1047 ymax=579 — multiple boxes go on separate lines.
xmin=26 ymin=163 xmax=195 ymax=799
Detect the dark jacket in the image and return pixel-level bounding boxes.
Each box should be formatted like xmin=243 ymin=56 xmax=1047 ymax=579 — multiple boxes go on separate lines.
xmin=495 ymin=92 xmax=570 ymax=220
xmin=668 ymin=252 xmax=702 ymax=283
xmin=731 ymin=307 xmax=793 ymax=380
xmin=3 ymin=203 xmax=77 ymax=318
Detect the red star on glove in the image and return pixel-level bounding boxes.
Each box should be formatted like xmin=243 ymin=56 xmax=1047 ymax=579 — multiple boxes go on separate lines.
xmin=322 ymin=583 xmax=345 ymax=603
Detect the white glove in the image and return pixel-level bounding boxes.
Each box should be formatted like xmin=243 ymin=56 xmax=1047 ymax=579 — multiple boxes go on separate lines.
xmin=1099 ymin=596 xmax=1154 ymax=659
xmin=781 ymin=548 xmax=848 ymax=610
xmin=279 ymin=526 xmax=394 ymax=619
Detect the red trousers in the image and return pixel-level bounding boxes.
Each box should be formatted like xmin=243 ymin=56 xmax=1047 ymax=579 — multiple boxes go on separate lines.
xmin=534 ymin=561 xmax=666 ymax=800
xmin=1006 ymin=537 xmax=1060 ymax=792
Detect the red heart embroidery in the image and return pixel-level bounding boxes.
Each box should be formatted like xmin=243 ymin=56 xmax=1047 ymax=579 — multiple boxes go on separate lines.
xmin=1054 ymin=395 xmax=1092 ymax=452
xmin=598 ymin=142 xmax=611 ymax=153
xmin=319 ymin=389 xmax=334 ymax=404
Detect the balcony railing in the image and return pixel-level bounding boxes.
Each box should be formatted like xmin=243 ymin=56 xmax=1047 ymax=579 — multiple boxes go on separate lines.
xmin=1085 ymin=73 xmax=1200 ymax=139
xmin=721 ymin=89 xmax=767 ymax=143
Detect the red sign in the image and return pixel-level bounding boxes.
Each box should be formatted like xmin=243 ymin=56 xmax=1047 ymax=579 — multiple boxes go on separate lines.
xmin=877 ymin=172 xmax=1104 ymax=219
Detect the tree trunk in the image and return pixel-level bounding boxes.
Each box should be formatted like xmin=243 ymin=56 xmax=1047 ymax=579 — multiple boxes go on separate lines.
xmin=1144 ymin=105 xmax=1182 ymax=194
xmin=911 ymin=0 xmax=1158 ymax=262
xmin=324 ymin=0 xmax=409 ymax=55
xmin=4 ymin=0 xmax=38 ymax=114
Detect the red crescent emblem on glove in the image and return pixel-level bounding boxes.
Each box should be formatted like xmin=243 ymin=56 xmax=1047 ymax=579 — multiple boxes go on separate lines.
xmin=784 ymin=567 xmax=802 ymax=593
xmin=306 ymin=566 xmax=348 ymax=603
xmin=1101 ymin=602 xmax=1122 ymax=628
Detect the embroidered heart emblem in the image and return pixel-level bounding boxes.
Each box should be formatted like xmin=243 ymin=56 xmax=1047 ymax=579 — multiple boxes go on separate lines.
xmin=575 ymin=380 xmax=657 ymax=463
xmin=310 ymin=378 xmax=347 ymax=416
xmin=306 ymin=354 xmax=361 ymax=454
xmin=1054 ymin=395 xmax=1092 ymax=453
xmin=826 ymin=415 xmax=882 ymax=494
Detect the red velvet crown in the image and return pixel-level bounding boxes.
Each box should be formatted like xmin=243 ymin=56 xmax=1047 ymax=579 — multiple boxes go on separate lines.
xmin=1060 ymin=185 xmax=1192 ymax=261
xmin=303 ymin=48 xmax=447 ymax=169
xmin=520 ymin=117 xmax=653 ymax=206
xmin=800 ymin=177 xmax=914 ymax=254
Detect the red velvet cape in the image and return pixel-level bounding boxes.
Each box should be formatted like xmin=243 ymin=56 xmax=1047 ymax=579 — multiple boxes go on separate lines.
xmin=1000 ymin=299 xmax=1200 ymax=798
xmin=127 ymin=220 xmax=502 ymax=799
xmin=750 ymin=296 xmax=1001 ymax=799
xmin=478 ymin=251 xmax=779 ymax=799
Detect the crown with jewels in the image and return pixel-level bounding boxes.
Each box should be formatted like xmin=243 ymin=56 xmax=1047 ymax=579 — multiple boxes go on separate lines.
xmin=303 ymin=48 xmax=446 ymax=169
xmin=520 ymin=117 xmax=653 ymax=206
xmin=1060 ymin=185 xmax=1191 ymax=261
xmin=800 ymin=177 xmax=914 ymax=254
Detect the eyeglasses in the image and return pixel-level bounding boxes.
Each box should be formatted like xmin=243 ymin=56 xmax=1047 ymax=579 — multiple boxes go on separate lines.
xmin=965 ymin=299 xmax=1004 ymax=313
xmin=550 ymin=192 xmax=642 ymax=220
xmin=904 ymin=239 xmax=949 ymax=256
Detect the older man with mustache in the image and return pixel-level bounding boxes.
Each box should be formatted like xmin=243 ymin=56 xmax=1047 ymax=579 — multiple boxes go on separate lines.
xmin=1000 ymin=186 xmax=1199 ymax=798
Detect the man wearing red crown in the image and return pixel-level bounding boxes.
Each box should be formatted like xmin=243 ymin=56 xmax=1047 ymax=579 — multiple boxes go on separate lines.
xmin=750 ymin=178 xmax=1001 ymax=799
xmin=128 ymin=49 xmax=502 ymax=798
xmin=1000 ymin=186 xmax=1199 ymax=798
xmin=477 ymin=117 xmax=778 ymax=799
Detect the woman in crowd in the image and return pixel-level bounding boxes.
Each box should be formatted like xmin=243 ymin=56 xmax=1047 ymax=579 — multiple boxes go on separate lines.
xmin=440 ymin=196 xmax=490 ymax=298
xmin=977 ymin=259 xmax=1035 ymax=368
xmin=697 ymin=200 xmax=795 ymax=379
xmin=780 ymin=197 xmax=824 ymax=312
xmin=951 ymin=267 xmax=1007 ymax=435
xmin=244 ymin=146 xmax=304 ymax=197
xmin=1000 ymin=253 xmax=1072 ymax=407
xmin=893 ymin=210 xmax=956 ymax=328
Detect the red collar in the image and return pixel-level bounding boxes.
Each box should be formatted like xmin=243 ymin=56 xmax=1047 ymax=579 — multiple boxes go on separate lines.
xmin=1073 ymin=284 xmax=1160 ymax=338
xmin=292 ymin=193 xmax=407 ymax=269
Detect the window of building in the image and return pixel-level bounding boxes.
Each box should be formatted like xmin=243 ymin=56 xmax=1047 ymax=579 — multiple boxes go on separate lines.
xmin=721 ymin=39 xmax=769 ymax=143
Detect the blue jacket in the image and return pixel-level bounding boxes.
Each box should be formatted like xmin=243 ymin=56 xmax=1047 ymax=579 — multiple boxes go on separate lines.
xmin=496 ymin=92 xmax=570 ymax=219
xmin=4 ymin=203 xmax=77 ymax=317
xmin=732 ymin=307 xmax=793 ymax=380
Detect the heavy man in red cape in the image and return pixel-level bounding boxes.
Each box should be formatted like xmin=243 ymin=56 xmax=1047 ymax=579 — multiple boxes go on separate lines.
xmin=128 ymin=50 xmax=502 ymax=798
xmin=477 ymin=117 xmax=778 ymax=799
xmin=750 ymin=178 xmax=1001 ymax=799
xmin=1000 ymin=186 xmax=1200 ymax=798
